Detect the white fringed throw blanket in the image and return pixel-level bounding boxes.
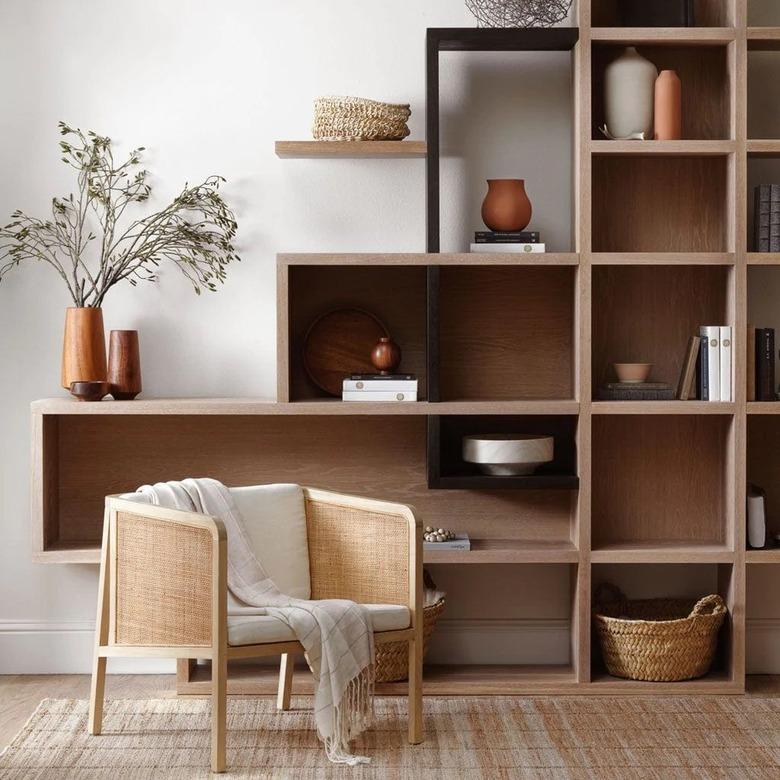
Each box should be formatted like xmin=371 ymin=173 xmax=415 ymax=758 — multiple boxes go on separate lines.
xmin=136 ymin=478 xmax=375 ymax=765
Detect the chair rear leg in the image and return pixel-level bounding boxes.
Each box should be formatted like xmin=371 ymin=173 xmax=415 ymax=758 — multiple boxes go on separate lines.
xmin=407 ymin=637 xmax=423 ymax=744
xmin=277 ymin=653 xmax=294 ymax=711
xmin=88 ymin=655 xmax=107 ymax=735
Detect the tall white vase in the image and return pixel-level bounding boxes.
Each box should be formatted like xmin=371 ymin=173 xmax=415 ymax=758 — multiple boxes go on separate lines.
xmin=604 ymin=47 xmax=658 ymax=139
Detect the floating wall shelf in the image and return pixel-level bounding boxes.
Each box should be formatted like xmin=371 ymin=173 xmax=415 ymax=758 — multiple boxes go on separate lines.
xmin=275 ymin=140 xmax=426 ymax=158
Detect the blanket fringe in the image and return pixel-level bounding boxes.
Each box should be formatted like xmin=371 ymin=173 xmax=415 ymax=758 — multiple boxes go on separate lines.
xmin=321 ymin=665 xmax=375 ymax=765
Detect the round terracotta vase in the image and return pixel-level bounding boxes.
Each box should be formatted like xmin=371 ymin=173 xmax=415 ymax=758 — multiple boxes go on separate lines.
xmin=481 ymin=179 xmax=532 ymax=232
xmin=61 ymin=307 xmax=107 ymax=389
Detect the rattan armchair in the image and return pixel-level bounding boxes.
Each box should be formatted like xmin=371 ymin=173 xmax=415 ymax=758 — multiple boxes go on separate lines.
xmin=87 ymin=486 xmax=423 ymax=773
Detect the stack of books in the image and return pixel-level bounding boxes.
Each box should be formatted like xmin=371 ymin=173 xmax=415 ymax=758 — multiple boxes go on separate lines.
xmin=754 ymin=185 xmax=780 ymax=253
xmin=342 ymin=374 xmax=418 ymax=402
xmin=598 ymin=382 xmax=673 ymax=401
xmin=673 ymin=327 xmax=732 ymax=401
xmin=747 ymin=326 xmax=777 ymax=401
xmin=470 ymin=230 xmax=544 ymax=254
xmin=423 ymin=533 xmax=471 ymax=551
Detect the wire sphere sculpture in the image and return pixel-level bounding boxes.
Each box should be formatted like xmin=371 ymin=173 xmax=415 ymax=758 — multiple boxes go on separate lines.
xmin=465 ymin=0 xmax=573 ymax=28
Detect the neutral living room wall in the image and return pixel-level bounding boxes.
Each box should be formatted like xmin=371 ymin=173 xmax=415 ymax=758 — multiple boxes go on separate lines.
xmin=1 ymin=0 xmax=778 ymax=674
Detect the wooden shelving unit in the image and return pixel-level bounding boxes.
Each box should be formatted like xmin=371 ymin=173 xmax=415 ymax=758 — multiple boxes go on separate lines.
xmin=33 ymin=3 xmax=773 ymax=695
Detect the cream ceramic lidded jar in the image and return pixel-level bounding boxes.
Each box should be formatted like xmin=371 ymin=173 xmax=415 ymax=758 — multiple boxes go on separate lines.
xmin=604 ymin=46 xmax=658 ymax=139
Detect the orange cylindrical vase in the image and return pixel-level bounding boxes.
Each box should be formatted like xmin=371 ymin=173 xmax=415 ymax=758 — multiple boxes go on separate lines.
xmin=654 ymin=70 xmax=682 ymax=141
xmin=61 ymin=307 xmax=107 ymax=389
xmin=108 ymin=330 xmax=142 ymax=400
xmin=481 ymin=179 xmax=532 ymax=232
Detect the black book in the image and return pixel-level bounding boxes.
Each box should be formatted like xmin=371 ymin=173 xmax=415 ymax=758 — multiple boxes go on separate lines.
xmin=597 ymin=382 xmax=674 ymax=401
xmin=771 ymin=186 xmax=780 ymax=253
xmin=756 ymin=328 xmax=776 ymax=401
xmin=697 ymin=334 xmax=709 ymax=401
xmin=755 ymin=185 xmax=771 ymax=253
xmin=474 ymin=230 xmax=540 ymax=243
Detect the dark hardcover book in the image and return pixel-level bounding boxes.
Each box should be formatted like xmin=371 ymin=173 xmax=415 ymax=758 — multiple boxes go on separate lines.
xmin=474 ymin=231 xmax=540 ymax=243
xmin=756 ymin=328 xmax=776 ymax=401
xmin=755 ymin=185 xmax=771 ymax=253
xmin=698 ymin=333 xmax=709 ymax=401
xmin=349 ymin=373 xmax=416 ymax=381
xmin=771 ymin=187 xmax=780 ymax=253
xmin=598 ymin=382 xmax=674 ymax=401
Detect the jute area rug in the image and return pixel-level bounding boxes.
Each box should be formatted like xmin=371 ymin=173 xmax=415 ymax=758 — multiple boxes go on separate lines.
xmin=1 ymin=696 xmax=780 ymax=779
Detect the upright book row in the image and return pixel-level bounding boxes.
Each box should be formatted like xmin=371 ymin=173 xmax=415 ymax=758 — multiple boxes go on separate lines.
xmin=754 ymin=186 xmax=780 ymax=253
xmin=747 ymin=326 xmax=777 ymax=402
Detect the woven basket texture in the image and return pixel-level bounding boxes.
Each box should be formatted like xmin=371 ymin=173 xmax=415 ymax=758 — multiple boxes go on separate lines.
xmin=375 ymin=598 xmax=445 ymax=683
xmin=313 ymin=96 xmax=411 ymax=141
xmin=593 ymin=583 xmax=727 ymax=682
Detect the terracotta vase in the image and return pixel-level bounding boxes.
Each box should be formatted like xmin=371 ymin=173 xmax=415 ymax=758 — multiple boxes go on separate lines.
xmin=604 ymin=46 xmax=658 ymax=139
xmin=371 ymin=337 xmax=401 ymax=375
xmin=108 ymin=330 xmax=142 ymax=400
xmin=61 ymin=307 xmax=107 ymax=389
xmin=481 ymin=179 xmax=532 ymax=232
xmin=654 ymin=69 xmax=682 ymax=141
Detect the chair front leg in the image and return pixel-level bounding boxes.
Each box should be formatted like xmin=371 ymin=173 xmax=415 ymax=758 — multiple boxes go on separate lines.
xmin=211 ymin=646 xmax=227 ymax=773
xmin=277 ymin=653 xmax=294 ymax=711
xmin=407 ymin=636 xmax=423 ymax=744
xmin=88 ymin=655 xmax=107 ymax=735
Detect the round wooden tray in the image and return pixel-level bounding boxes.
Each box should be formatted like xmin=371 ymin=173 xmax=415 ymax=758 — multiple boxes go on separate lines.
xmin=303 ymin=308 xmax=389 ymax=396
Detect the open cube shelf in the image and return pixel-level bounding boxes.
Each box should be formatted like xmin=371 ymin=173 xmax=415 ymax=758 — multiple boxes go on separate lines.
xmin=591 ymin=1 xmax=735 ymax=27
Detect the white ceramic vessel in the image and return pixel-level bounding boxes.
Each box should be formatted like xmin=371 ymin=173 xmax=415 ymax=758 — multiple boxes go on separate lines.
xmin=604 ymin=46 xmax=658 ymax=139
xmin=462 ymin=434 xmax=554 ymax=476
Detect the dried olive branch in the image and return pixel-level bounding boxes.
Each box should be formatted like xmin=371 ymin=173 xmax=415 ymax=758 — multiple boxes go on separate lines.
xmin=0 ymin=121 xmax=239 ymax=307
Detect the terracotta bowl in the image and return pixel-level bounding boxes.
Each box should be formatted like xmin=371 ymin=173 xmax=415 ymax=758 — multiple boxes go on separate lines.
xmin=462 ymin=434 xmax=554 ymax=476
xmin=69 ymin=381 xmax=110 ymax=402
xmin=613 ymin=363 xmax=652 ymax=384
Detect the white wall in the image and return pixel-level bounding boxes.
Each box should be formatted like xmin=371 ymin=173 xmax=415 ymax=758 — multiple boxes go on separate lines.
xmin=1 ymin=0 xmax=778 ymax=675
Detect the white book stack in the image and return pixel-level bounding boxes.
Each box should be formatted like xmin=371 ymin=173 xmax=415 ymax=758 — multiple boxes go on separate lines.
xmin=470 ymin=243 xmax=545 ymax=254
xmin=699 ymin=325 xmax=732 ymax=402
xmin=342 ymin=374 xmax=418 ymax=402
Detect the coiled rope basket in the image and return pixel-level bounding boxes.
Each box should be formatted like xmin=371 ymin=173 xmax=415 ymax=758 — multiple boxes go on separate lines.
xmin=593 ymin=583 xmax=727 ymax=682
xmin=313 ymin=96 xmax=411 ymax=141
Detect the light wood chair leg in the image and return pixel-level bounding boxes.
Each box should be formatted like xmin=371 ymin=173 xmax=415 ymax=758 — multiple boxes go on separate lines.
xmin=211 ymin=651 xmax=227 ymax=773
xmin=277 ymin=653 xmax=294 ymax=711
xmin=88 ymin=655 xmax=107 ymax=735
xmin=407 ymin=637 xmax=423 ymax=744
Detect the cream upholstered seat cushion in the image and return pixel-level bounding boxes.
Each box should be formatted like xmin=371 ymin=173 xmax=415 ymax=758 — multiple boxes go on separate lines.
xmin=227 ymin=603 xmax=411 ymax=647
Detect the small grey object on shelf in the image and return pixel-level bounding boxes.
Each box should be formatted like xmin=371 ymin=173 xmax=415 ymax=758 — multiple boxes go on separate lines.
xmin=465 ymin=0 xmax=572 ymax=28
xmin=597 ymin=382 xmax=674 ymax=401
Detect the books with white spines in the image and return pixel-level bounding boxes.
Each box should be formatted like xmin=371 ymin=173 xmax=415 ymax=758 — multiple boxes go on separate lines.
xmin=699 ymin=326 xmax=720 ymax=402
xmin=719 ymin=325 xmax=732 ymax=402
xmin=342 ymin=390 xmax=417 ymax=402
xmin=469 ymin=243 xmax=545 ymax=254
xmin=423 ymin=533 xmax=470 ymax=551
xmin=343 ymin=378 xmax=418 ymax=393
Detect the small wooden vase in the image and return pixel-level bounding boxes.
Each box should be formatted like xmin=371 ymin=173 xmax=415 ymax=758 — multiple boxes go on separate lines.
xmin=481 ymin=179 xmax=532 ymax=232
xmin=61 ymin=307 xmax=107 ymax=389
xmin=654 ymin=69 xmax=682 ymax=141
xmin=371 ymin=337 xmax=401 ymax=375
xmin=108 ymin=330 xmax=142 ymax=400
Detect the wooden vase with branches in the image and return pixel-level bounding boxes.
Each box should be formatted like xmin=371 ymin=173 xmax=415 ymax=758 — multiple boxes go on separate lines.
xmin=0 ymin=122 xmax=240 ymax=388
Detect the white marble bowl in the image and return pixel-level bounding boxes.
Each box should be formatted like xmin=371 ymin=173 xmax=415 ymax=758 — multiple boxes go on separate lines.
xmin=462 ymin=434 xmax=554 ymax=476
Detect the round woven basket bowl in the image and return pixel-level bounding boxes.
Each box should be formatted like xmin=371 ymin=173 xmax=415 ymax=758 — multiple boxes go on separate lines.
xmin=313 ymin=96 xmax=411 ymax=141
xmin=593 ymin=583 xmax=727 ymax=682
xmin=375 ymin=598 xmax=445 ymax=683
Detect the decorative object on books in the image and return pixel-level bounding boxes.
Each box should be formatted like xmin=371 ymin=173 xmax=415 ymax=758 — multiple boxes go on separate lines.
xmin=602 ymin=47 xmax=658 ymax=140
xmin=69 ymin=380 xmax=110 ymax=402
xmin=593 ymin=582 xmax=727 ymax=682
xmin=619 ymin=0 xmax=694 ymax=27
xmin=303 ymin=308 xmax=388 ymax=397
xmin=312 ymin=96 xmax=411 ymax=141
xmin=480 ymin=179 xmax=532 ymax=232
xmin=462 ymin=433 xmax=554 ymax=476
xmin=598 ymin=382 xmax=673 ymax=401
xmin=748 ymin=484 xmax=767 ymax=549
xmin=424 ymin=526 xmax=457 ymax=543
xmin=613 ymin=362 xmax=652 ymax=384
xmin=654 ymin=70 xmax=682 ymax=141
xmin=0 ymin=122 xmax=238 ymax=387
xmin=371 ymin=337 xmax=401 ymax=375
xmin=107 ymin=330 xmax=141 ymax=400
xmin=61 ymin=307 xmax=107 ymax=389
xmin=677 ymin=336 xmax=701 ymax=400
xmin=464 ymin=0 xmax=572 ymax=28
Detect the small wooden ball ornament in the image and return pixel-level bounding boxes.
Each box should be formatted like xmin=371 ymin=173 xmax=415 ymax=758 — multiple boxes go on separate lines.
xmin=371 ymin=337 xmax=401 ymax=375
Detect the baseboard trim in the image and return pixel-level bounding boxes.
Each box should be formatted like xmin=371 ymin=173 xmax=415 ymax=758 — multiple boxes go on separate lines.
xmin=2 ymin=617 xmax=780 ymax=674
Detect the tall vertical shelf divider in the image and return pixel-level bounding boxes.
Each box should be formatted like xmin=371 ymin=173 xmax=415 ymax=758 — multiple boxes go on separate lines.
xmin=32 ymin=1 xmax=772 ymax=694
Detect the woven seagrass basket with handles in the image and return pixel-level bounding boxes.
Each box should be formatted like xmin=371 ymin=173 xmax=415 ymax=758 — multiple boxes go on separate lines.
xmin=375 ymin=597 xmax=445 ymax=683
xmin=313 ymin=96 xmax=411 ymax=141
xmin=593 ymin=582 xmax=727 ymax=682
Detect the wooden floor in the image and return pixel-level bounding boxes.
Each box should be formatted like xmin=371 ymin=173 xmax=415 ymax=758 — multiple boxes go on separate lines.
xmin=2 ymin=674 xmax=780 ymax=752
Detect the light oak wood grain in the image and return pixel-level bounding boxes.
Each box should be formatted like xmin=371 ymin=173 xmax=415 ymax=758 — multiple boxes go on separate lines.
xmin=275 ymin=140 xmax=426 ymax=158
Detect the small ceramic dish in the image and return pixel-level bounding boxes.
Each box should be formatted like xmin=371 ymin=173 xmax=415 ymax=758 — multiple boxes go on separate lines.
xmin=69 ymin=381 xmax=110 ymax=402
xmin=613 ymin=363 xmax=652 ymax=384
